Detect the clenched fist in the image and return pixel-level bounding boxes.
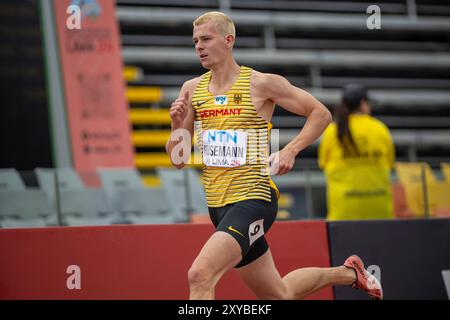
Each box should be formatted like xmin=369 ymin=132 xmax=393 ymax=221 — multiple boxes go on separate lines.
xmin=170 ymin=91 xmax=189 ymax=128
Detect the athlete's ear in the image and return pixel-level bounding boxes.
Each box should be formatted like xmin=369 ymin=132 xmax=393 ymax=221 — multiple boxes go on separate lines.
xmin=225 ymin=34 xmax=235 ymax=48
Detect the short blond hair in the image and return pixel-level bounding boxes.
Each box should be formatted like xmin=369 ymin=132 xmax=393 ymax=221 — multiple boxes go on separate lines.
xmin=193 ymin=11 xmax=236 ymax=37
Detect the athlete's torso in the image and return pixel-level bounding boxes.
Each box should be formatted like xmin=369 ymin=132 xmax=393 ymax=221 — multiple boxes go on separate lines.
xmin=192 ymin=66 xmax=278 ymax=207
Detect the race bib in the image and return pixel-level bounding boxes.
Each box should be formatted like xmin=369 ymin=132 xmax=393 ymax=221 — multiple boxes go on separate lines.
xmin=202 ymin=130 xmax=247 ymax=167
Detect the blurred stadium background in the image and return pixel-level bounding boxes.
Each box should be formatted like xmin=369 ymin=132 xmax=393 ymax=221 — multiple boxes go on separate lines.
xmin=0 ymin=0 xmax=449 ymax=300
xmin=1 ymin=0 xmax=449 ymax=226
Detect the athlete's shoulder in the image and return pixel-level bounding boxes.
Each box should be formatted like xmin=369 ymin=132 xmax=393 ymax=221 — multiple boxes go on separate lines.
xmin=250 ymin=70 xmax=291 ymax=92
xmin=251 ymin=70 xmax=286 ymax=84
xmin=183 ymin=76 xmax=202 ymax=88
xmin=181 ymin=76 xmax=202 ymax=93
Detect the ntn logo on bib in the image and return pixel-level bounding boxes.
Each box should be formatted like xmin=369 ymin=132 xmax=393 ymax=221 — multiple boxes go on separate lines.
xmin=202 ymin=130 xmax=247 ymax=167
xmin=205 ymin=130 xmax=240 ymax=143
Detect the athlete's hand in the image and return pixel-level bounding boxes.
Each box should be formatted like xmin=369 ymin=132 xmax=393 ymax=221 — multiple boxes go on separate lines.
xmin=170 ymin=91 xmax=189 ymax=128
xmin=266 ymin=148 xmax=296 ymax=176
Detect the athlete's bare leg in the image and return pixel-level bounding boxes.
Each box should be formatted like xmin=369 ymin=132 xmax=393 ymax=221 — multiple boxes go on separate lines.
xmin=237 ymin=249 xmax=356 ymax=300
xmin=236 ymin=249 xmax=289 ymax=299
xmin=281 ymin=263 xmax=356 ymax=299
xmin=188 ymin=231 xmax=242 ymax=299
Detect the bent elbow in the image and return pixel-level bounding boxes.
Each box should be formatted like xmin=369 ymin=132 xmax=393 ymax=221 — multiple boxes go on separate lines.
xmin=322 ymin=108 xmax=333 ymax=125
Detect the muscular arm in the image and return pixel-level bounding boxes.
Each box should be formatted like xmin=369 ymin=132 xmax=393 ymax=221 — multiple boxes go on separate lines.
xmin=165 ymin=79 xmax=198 ymax=169
xmin=256 ymin=73 xmax=332 ymax=175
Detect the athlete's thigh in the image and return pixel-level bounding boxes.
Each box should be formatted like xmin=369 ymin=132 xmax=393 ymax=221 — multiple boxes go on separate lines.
xmin=215 ymin=190 xmax=278 ymax=260
xmin=191 ymin=231 xmax=242 ymax=279
xmin=236 ymin=249 xmax=289 ymax=300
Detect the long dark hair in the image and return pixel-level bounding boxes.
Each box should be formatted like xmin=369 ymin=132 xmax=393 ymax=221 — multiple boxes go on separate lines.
xmin=335 ymin=103 xmax=359 ymax=157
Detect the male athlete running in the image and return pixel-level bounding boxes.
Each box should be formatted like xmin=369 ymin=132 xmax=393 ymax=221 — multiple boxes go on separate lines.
xmin=166 ymin=11 xmax=382 ymax=300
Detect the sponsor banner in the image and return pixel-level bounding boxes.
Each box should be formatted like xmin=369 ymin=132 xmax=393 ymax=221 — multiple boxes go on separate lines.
xmin=53 ymin=0 xmax=134 ymax=172
xmin=328 ymin=219 xmax=450 ymax=300
xmin=0 ymin=221 xmax=332 ymax=299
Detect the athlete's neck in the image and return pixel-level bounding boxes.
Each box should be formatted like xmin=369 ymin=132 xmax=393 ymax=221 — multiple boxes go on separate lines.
xmin=209 ymin=58 xmax=241 ymax=94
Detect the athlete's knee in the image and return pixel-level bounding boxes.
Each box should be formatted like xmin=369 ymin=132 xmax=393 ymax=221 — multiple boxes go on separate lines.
xmin=188 ymin=264 xmax=214 ymax=289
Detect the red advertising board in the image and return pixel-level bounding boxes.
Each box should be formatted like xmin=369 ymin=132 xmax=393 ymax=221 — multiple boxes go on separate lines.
xmin=53 ymin=0 xmax=134 ymax=171
xmin=0 ymin=221 xmax=332 ymax=300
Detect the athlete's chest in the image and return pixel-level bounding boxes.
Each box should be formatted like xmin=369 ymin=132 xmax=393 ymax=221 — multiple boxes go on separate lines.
xmin=193 ymin=85 xmax=272 ymax=123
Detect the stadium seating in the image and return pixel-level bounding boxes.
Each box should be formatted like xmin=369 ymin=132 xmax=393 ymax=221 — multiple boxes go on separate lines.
xmin=117 ymin=0 xmax=450 ymax=170
xmin=3 ymin=1 xmax=449 ymax=226
xmin=441 ymin=163 xmax=450 ymax=183
xmin=395 ymin=162 xmax=450 ymax=217
xmin=97 ymin=167 xmax=176 ymax=224
xmin=114 ymin=0 xmax=450 ymax=220
xmin=391 ymin=182 xmax=414 ymax=218
xmin=0 ymin=169 xmax=54 ymax=227
xmin=156 ymin=167 xmax=208 ymax=222
xmin=35 ymin=168 xmax=117 ymax=226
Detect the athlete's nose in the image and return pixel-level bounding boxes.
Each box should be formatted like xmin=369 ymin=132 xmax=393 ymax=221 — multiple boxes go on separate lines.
xmin=196 ymin=40 xmax=205 ymax=52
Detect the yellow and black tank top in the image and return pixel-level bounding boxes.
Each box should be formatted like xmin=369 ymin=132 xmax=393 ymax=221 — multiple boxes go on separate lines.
xmin=192 ymin=66 xmax=279 ymax=208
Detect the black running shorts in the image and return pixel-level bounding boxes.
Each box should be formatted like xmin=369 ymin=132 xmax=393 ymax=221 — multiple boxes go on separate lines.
xmin=208 ymin=188 xmax=278 ymax=268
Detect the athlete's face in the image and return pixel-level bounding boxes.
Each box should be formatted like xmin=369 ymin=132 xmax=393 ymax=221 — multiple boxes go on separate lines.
xmin=193 ymin=22 xmax=232 ymax=68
